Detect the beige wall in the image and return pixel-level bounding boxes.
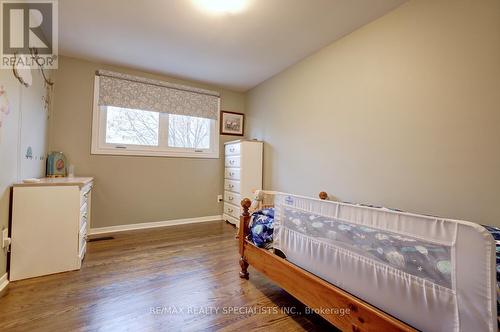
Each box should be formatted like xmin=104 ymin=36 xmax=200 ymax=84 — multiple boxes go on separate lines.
xmin=246 ymin=0 xmax=500 ymax=226
xmin=50 ymin=56 xmax=245 ymax=229
xmin=0 ymin=70 xmax=49 ymax=277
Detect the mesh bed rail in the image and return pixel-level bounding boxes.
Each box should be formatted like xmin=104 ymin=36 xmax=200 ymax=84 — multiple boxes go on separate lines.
xmin=247 ymin=190 xmax=496 ymax=332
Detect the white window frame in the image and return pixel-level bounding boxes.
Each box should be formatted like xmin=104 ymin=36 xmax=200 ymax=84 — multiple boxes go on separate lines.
xmin=91 ymin=76 xmax=220 ymax=158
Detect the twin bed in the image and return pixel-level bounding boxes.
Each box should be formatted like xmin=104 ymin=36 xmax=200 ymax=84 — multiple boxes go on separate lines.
xmin=237 ymin=191 xmax=497 ymax=332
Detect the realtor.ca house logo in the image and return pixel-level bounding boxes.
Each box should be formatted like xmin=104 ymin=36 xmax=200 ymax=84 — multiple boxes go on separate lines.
xmin=0 ymin=0 xmax=58 ymax=69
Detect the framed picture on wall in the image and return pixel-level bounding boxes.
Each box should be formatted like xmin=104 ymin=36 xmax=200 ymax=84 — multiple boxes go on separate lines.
xmin=220 ymin=111 xmax=244 ymax=136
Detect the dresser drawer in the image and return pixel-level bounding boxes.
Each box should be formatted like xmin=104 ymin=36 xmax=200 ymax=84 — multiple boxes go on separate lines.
xmin=224 ymin=168 xmax=240 ymax=180
xmin=225 ymin=143 xmax=240 ymax=156
xmin=223 ymin=203 xmax=240 ymax=219
xmin=224 ymin=180 xmax=240 ymax=193
xmin=225 ymin=156 xmax=240 ymax=168
xmin=224 ymin=191 xmax=241 ymax=206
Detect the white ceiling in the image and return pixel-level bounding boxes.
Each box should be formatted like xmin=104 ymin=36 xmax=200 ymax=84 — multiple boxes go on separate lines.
xmin=59 ymin=0 xmax=406 ymax=91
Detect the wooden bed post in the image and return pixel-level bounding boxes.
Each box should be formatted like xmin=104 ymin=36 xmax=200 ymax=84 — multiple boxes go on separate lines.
xmin=239 ymin=198 xmax=252 ymax=279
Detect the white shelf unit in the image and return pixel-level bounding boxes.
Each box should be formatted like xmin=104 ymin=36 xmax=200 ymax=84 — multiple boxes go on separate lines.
xmin=10 ymin=178 xmax=93 ymax=281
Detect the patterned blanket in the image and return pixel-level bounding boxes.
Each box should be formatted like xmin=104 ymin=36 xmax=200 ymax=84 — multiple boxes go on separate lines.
xmin=249 ymin=208 xmax=275 ymax=248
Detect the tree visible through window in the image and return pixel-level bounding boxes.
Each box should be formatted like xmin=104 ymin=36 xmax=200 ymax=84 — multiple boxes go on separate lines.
xmin=168 ymin=114 xmax=210 ymax=149
xmin=106 ymin=106 xmax=159 ymax=146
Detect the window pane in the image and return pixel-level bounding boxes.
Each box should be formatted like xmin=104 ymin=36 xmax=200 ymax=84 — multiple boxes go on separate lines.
xmin=105 ymin=106 xmax=159 ymax=146
xmin=168 ymin=114 xmax=211 ymax=149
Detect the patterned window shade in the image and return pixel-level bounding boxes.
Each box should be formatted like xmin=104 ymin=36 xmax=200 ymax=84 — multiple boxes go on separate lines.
xmin=96 ymin=70 xmax=220 ymax=120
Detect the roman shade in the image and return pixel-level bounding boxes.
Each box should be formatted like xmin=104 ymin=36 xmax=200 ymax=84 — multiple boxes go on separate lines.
xmin=96 ymin=70 xmax=220 ymax=120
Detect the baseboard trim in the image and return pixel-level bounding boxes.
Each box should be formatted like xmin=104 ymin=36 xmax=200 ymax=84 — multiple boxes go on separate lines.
xmin=0 ymin=273 xmax=8 ymax=296
xmin=89 ymin=215 xmax=223 ymax=236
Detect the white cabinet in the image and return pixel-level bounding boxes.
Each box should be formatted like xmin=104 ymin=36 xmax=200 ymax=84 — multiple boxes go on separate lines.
xmin=223 ymin=140 xmax=263 ymax=227
xmin=10 ymin=177 xmax=93 ymax=281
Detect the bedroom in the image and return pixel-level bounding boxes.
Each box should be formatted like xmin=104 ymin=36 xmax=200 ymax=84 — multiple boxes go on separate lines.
xmin=0 ymin=0 xmax=499 ymax=331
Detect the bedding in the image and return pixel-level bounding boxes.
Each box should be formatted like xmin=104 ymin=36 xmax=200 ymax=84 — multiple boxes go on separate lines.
xmin=249 ymin=208 xmax=274 ymax=248
xmin=250 ymin=207 xmax=452 ymax=287
xmin=248 ymin=199 xmax=497 ymax=331
xmin=250 ymin=208 xmax=500 ymax=289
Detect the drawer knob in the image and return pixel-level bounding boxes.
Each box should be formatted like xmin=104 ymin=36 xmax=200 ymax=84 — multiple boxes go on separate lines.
xmin=229 ymin=197 xmax=233 ymax=200
xmin=229 ymin=184 xmax=234 ymax=188
xmin=230 ymin=148 xmax=235 ymax=152
xmin=230 ymin=172 xmax=234 ymax=176
xmin=228 ymin=208 xmax=233 ymax=213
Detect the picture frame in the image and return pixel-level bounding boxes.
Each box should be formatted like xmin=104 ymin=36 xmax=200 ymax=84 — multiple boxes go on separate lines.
xmin=220 ymin=111 xmax=244 ymax=136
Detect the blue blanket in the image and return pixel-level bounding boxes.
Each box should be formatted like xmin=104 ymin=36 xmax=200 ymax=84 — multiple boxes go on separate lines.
xmin=248 ymin=208 xmax=275 ymax=248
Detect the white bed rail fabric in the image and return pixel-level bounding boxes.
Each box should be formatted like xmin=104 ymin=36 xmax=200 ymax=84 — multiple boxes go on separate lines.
xmin=254 ymin=191 xmax=496 ymax=332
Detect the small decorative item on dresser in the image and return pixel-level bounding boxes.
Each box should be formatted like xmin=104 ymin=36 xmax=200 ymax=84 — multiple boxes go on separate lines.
xmin=68 ymin=165 xmax=75 ymax=178
xmin=220 ymin=111 xmax=244 ymax=136
xmin=46 ymin=151 xmax=67 ymax=177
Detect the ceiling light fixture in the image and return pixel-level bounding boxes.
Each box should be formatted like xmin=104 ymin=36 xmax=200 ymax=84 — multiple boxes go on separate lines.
xmin=192 ymin=0 xmax=249 ymax=14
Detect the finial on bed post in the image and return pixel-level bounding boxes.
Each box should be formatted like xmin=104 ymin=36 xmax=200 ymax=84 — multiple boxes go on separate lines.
xmin=241 ymin=198 xmax=251 ymax=217
xmin=239 ymin=198 xmax=252 ymax=279
xmin=319 ymin=191 xmax=328 ymax=200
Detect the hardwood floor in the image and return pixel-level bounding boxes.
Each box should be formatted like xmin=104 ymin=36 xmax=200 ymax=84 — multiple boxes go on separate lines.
xmin=0 ymin=221 xmax=334 ymax=332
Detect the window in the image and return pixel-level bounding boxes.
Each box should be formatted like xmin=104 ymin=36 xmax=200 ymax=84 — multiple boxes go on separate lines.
xmin=91 ymin=74 xmax=219 ymax=158
xmin=168 ymin=114 xmax=211 ymax=149
xmin=105 ymin=106 xmax=160 ymax=146
xmin=93 ymin=106 xmax=218 ymax=158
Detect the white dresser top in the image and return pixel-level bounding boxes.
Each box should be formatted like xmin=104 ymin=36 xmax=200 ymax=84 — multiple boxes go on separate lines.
xmin=224 ymin=139 xmax=263 ymax=145
xmin=13 ymin=177 xmax=94 ymax=188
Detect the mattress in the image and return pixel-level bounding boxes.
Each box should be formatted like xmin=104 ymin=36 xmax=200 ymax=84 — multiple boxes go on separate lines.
xmin=248 ymin=193 xmax=497 ymax=332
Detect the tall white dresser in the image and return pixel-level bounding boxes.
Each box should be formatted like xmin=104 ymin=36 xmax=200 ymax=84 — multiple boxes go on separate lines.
xmin=10 ymin=177 xmax=93 ymax=281
xmin=223 ymin=140 xmax=263 ymax=227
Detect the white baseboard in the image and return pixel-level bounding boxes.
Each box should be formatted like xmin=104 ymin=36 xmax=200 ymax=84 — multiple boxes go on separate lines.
xmin=89 ymin=215 xmax=222 ymax=236
xmin=0 ymin=273 xmax=8 ymax=294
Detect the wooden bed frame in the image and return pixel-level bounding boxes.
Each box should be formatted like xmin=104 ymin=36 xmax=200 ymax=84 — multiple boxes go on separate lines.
xmin=237 ymin=192 xmax=416 ymax=332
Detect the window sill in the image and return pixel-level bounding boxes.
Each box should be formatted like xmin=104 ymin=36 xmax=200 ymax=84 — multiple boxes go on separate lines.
xmin=90 ymin=146 xmax=219 ymax=159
